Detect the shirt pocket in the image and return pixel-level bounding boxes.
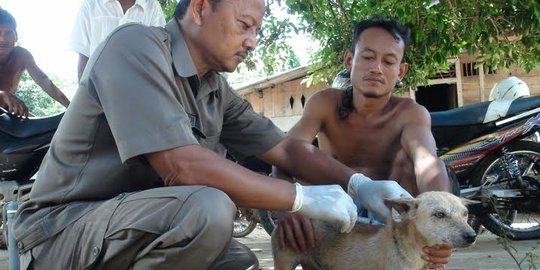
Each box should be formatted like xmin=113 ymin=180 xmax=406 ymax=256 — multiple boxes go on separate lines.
xmin=191 ymin=127 xmax=225 ymax=156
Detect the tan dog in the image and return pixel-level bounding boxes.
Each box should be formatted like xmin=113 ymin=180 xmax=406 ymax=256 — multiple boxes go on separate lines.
xmin=272 ymin=191 xmax=477 ymax=270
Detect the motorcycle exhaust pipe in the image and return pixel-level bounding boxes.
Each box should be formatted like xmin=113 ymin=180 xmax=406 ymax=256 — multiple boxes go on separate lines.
xmin=461 ymin=185 xmax=528 ymax=199
xmin=460 ymin=186 xmax=482 ymax=198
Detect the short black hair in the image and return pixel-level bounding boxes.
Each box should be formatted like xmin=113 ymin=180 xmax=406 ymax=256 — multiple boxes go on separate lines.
xmin=0 ymin=8 xmax=17 ymax=31
xmin=350 ymin=16 xmax=410 ymax=62
xmin=174 ymin=0 xmax=221 ymax=20
xmin=337 ymin=17 xmax=410 ymax=120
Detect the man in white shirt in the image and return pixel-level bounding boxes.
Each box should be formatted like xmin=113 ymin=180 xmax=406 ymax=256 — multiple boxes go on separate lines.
xmin=70 ymin=0 xmax=166 ymax=81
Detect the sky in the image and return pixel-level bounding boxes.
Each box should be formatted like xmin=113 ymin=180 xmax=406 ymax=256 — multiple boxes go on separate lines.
xmin=0 ymin=0 xmax=316 ymax=89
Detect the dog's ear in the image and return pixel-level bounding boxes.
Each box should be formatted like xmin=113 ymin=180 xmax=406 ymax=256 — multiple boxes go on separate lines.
xmin=384 ymin=197 xmax=417 ymax=215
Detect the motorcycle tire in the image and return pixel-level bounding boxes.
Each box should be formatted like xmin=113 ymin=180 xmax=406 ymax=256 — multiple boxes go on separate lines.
xmin=233 ymin=208 xmax=258 ymax=238
xmin=471 ymin=140 xmax=540 ymax=240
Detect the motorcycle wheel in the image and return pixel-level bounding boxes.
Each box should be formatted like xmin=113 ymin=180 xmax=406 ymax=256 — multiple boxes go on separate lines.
xmin=471 ymin=140 xmax=540 ymax=240
xmin=257 ymin=209 xmax=279 ymax=236
xmin=233 ymin=208 xmax=258 ymax=238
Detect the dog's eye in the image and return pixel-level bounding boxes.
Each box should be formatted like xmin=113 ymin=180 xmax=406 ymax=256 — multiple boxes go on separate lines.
xmin=463 ymin=210 xmax=468 ymax=217
xmin=433 ymin=211 xmax=446 ymax=218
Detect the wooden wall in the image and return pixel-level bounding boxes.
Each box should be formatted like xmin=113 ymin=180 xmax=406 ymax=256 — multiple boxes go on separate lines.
xmin=243 ymin=78 xmax=328 ymax=118
xmin=459 ymin=54 xmax=540 ymax=105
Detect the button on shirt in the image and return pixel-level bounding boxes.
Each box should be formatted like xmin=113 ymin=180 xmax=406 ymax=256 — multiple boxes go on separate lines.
xmin=14 ymin=20 xmax=285 ymax=249
xmin=70 ymin=0 xmax=166 ymax=58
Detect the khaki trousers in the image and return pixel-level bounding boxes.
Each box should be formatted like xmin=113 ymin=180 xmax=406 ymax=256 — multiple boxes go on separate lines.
xmin=20 ymin=186 xmax=258 ymax=270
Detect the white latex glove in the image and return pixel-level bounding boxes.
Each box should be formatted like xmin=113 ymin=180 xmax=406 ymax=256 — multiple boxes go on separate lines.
xmin=290 ymin=183 xmax=357 ymax=233
xmin=347 ymin=173 xmax=412 ymax=221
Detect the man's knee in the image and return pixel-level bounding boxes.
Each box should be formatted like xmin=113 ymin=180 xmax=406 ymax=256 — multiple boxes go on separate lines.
xmin=191 ymin=187 xmax=236 ymax=230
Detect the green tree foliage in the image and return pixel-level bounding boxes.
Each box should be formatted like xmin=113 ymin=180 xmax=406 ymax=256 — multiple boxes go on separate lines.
xmin=16 ymin=72 xmax=65 ymax=117
xmin=264 ymin=0 xmax=540 ymax=88
xmin=158 ymin=0 xmax=176 ymax=21
xmin=245 ymin=4 xmax=303 ymax=75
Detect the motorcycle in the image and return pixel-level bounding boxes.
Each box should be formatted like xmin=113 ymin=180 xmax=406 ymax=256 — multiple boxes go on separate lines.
xmin=0 ymin=108 xmax=63 ymax=246
xmin=432 ymin=95 xmax=540 ymax=240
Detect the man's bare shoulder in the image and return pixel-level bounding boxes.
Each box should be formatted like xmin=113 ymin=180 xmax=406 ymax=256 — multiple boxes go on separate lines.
xmin=307 ymin=88 xmax=344 ymax=107
xmin=13 ymin=46 xmax=33 ymax=63
xmin=301 ymin=88 xmax=343 ymax=119
xmin=390 ymin=95 xmax=431 ymax=123
xmin=390 ymin=95 xmax=428 ymax=111
xmin=13 ymin=46 xmax=31 ymax=57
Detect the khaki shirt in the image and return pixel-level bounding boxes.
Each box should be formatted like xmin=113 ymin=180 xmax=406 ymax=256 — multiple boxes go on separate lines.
xmin=14 ymin=20 xmax=284 ymax=247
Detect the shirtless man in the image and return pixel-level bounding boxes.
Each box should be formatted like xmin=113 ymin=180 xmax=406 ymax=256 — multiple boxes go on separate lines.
xmin=274 ymin=17 xmax=452 ymax=269
xmin=0 ymin=8 xmax=70 ymax=117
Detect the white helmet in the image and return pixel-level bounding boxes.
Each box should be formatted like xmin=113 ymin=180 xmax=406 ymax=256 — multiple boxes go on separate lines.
xmin=489 ymin=76 xmax=530 ymax=101
xmin=331 ymin=69 xmax=352 ymax=89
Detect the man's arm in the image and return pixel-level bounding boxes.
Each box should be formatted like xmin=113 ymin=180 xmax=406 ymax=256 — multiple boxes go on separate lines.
xmin=77 ymin=54 xmax=89 ymax=82
xmin=263 ymin=136 xmax=355 ymax=189
xmin=146 ymin=144 xmax=297 ymax=209
xmin=0 ymin=90 xmax=29 ymax=117
xmin=400 ymin=104 xmax=454 ymax=268
xmin=146 ymin=136 xmax=356 ymax=207
xmin=145 ymin=143 xmax=358 ymax=233
xmin=271 ymin=90 xmax=333 ymax=180
xmin=400 ymin=104 xmax=450 ymax=193
xmin=24 ymin=51 xmax=70 ymax=108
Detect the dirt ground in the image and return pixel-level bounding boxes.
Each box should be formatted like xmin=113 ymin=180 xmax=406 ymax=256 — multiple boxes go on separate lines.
xmin=238 ymin=226 xmax=540 ymax=270
xmin=0 ymin=226 xmax=537 ymax=269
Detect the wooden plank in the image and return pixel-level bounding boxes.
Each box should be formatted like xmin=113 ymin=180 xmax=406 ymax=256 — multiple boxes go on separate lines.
xmin=479 ymin=64 xmax=485 ymax=101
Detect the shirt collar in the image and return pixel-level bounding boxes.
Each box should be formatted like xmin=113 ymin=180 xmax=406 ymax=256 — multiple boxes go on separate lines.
xmin=166 ymin=19 xmax=198 ymax=78
xmin=133 ymin=0 xmax=145 ymax=10
xmin=166 ymin=19 xmax=220 ymax=98
xmin=103 ymin=0 xmax=145 ymax=11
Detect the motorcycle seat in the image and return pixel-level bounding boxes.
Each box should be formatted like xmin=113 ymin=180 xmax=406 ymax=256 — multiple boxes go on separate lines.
xmin=0 ymin=110 xmax=63 ymax=139
xmin=431 ymin=95 xmax=540 ymax=127
xmin=507 ymin=95 xmax=540 ymax=116
xmin=431 ymin=101 xmax=490 ymax=127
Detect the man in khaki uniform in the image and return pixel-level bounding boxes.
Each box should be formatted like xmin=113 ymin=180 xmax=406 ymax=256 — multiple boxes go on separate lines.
xmin=13 ymin=1 xmax=411 ymax=269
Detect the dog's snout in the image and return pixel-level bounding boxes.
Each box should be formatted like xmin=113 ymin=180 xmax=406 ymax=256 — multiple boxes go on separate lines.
xmin=462 ymin=231 xmax=477 ymax=243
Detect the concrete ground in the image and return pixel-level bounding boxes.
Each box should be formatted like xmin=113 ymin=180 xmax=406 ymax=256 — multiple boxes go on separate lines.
xmin=0 ymin=226 xmax=537 ymax=269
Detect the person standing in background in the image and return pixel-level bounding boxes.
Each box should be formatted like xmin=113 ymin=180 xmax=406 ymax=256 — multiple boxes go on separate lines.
xmin=0 ymin=8 xmax=70 ymax=117
xmin=70 ymin=0 xmax=165 ymax=81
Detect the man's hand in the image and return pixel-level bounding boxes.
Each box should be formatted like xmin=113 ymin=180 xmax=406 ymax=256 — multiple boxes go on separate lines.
xmin=348 ymin=173 xmax=412 ymax=221
xmin=0 ymin=90 xmax=29 ymax=118
xmin=277 ymin=213 xmax=315 ymax=253
xmin=422 ymin=243 xmax=454 ymax=269
xmin=291 ymin=183 xmax=357 ymax=233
